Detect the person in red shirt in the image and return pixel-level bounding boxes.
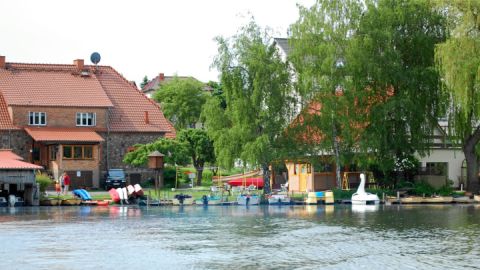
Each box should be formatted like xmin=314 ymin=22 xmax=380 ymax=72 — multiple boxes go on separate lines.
xmin=62 ymin=172 xmax=71 ymax=195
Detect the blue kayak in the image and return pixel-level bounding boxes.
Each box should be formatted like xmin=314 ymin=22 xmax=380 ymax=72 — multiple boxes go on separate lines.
xmin=73 ymin=189 xmax=92 ymax=201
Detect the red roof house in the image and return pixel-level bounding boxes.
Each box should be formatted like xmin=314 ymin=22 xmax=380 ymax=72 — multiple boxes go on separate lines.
xmin=0 ymin=56 xmax=175 ymax=188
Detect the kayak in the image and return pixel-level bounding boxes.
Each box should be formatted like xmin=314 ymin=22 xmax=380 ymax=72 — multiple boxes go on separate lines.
xmin=228 ymin=178 xmax=264 ymax=188
xmin=134 ymin=184 xmax=144 ymax=197
xmin=73 ymin=189 xmax=92 ymax=201
xmin=109 ymin=188 xmax=120 ymax=203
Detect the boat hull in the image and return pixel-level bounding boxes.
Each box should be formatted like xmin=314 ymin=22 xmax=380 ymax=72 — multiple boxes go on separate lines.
xmin=268 ymin=195 xmax=291 ymax=205
xmin=351 ymin=199 xmax=380 ymax=205
xmin=61 ymin=199 xmax=81 ymax=206
xmin=40 ymin=199 xmax=61 ymax=206
xmin=237 ymin=195 xmax=260 ymax=205
xmin=172 ymin=198 xmax=194 ymax=205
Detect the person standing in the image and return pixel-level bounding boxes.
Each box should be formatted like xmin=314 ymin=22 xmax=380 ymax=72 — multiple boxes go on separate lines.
xmin=55 ymin=180 xmax=61 ymax=195
xmin=62 ymin=172 xmax=71 ymax=195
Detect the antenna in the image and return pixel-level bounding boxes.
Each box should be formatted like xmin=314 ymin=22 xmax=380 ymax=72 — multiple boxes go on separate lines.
xmin=90 ymin=52 xmax=101 ymax=65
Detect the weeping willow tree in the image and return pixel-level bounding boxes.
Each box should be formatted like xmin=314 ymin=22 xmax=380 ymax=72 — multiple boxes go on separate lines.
xmin=203 ymin=20 xmax=293 ymax=194
xmin=436 ymin=0 xmax=480 ymax=192
xmin=289 ymin=0 xmax=447 ymax=186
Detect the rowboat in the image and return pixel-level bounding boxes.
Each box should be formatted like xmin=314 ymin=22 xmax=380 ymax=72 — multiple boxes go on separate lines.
xmin=268 ymin=194 xmax=291 ymax=205
xmin=422 ymin=196 xmax=453 ymax=203
xmin=40 ymin=199 xmax=61 ymax=206
xmin=237 ymin=194 xmax=260 ymax=205
xmin=61 ymin=199 xmax=81 ymax=206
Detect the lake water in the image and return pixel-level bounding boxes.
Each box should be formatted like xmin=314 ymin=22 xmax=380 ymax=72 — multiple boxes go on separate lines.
xmin=1 ymin=204 xmax=479 ymax=270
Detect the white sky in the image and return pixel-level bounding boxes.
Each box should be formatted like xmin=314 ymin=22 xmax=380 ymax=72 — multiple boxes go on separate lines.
xmin=0 ymin=0 xmax=315 ymax=85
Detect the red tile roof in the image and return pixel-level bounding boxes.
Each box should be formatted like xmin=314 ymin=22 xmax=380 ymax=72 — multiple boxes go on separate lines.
xmin=96 ymin=66 xmax=175 ymax=134
xmin=0 ymin=149 xmax=23 ymax=160
xmin=0 ymin=63 xmax=113 ymax=107
xmin=0 ymin=92 xmax=19 ymax=130
xmin=0 ymin=159 xmax=43 ymax=170
xmin=0 ymin=149 xmax=42 ymax=170
xmin=25 ymin=127 xmax=104 ymax=142
xmin=0 ymin=60 xmax=175 ymax=136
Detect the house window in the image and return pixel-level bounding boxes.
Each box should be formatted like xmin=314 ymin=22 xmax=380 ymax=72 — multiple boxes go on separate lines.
xmin=29 ymin=112 xmax=47 ymax=126
xmin=63 ymin=146 xmax=72 ymax=159
xmin=63 ymin=145 xmax=94 ymax=160
xmin=76 ymin=112 xmax=96 ymax=126
xmin=49 ymin=146 xmax=57 ymax=161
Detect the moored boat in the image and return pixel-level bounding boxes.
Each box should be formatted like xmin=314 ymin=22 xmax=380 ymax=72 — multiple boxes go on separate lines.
xmin=172 ymin=194 xmax=194 ymax=205
xmin=0 ymin=197 xmax=7 ymax=207
xmin=268 ymin=194 xmax=291 ymax=205
xmin=40 ymin=198 xmax=61 ymax=206
xmin=351 ymin=174 xmax=380 ymax=205
xmin=195 ymin=195 xmax=222 ymax=205
xmin=8 ymin=195 xmax=24 ymax=207
xmin=401 ymin=196 xmax=424 ymax=204
xmin=452 ymin=196 xmax=474 ymax=203
xmin=61 ymin=198 xmax=81 ymax=206
xmin=237 ymin=194 xmax=260 ymax=205
xmin=96 ymin=200 xmax=110 ymax=206
xmin=422 ymin=196 xmax=453 ymax=203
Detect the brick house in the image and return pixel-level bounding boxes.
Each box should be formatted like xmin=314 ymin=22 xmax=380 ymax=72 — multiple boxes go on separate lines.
xmin=0 ymin=56 xmax=175 ymax=189
xmin=141 ymin=72 xmax=213 ymax=99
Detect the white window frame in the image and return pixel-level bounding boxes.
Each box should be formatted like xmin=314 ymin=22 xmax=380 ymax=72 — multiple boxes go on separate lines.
xmin=76 ymin=112 xmax=96 ymax=127
xmin=28 ymin=112 xmax=47 ymax=126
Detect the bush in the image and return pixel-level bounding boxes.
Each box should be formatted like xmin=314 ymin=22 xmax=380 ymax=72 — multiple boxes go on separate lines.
xmin=412 ymin=181 xmax=436 ymax=196
xmin=437 ymin=184 xmax=453 ymax=196
xmin=36 ymin=173 xmax=52 ymax=193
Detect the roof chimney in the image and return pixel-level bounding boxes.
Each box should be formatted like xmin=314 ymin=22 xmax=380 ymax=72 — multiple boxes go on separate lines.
xmin=74 ymin=59 xmax=84 ymax=70
xmin=0 ymin=56 xmax=5 ymax=69
xmin=159 ymin=73 xmax=165 ymax=81
xmin=144 ymin=111 xmax=150 ymax=124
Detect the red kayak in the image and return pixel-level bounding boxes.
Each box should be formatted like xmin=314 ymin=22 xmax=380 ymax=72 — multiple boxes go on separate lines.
xmin=228 ymin=177 xmax=264 ymax=188
xmin=108 ymin=188 xmax=120 ymax=203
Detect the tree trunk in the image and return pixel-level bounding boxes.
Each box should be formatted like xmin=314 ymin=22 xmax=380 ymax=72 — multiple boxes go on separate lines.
xmin=196 ymin=167 xmax=204 ymax=187
xmin=262 ymin=163 xmax=271 ymax=194
xmin=463 ymin=127 xmax=480 ymax=193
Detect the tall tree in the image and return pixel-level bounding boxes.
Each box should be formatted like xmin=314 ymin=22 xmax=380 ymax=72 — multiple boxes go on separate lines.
xmin=289 ymin=0 xmax=363 ymax=187
xmin=204 ymin=20 xmax=293 ymax=194
xmin=436 ymin=0 xmax=480 ymax=192
xmin=153 ymin=77 xmax=207 ymax=130
xmin=178 ymin=129 xmax=215 ymax=186
xmin=289 ymin=0 xmax=446 ymax=185
xmin=351 ymin=0 xmax=447 ymax=181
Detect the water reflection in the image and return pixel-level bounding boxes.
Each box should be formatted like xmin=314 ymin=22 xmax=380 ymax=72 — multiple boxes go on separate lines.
xmin=0 ymin=205 xmax=479 ymax=270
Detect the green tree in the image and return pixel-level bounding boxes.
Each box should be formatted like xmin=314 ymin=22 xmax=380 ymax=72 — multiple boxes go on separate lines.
xmin=289 ymin=0 xmax=446 ymax=185
xmin=435 ymin=0 xmax=480 ymax=192
xmin=153 ymin=77 xmax=207 ymax=130
xmin=351 ymin=0 xmax=447 ymax=183
xmin=123 ymin=138 xmax=189 ymax=167
xmin=289 ymin=0 xmax=363 ymax=187
xmin=140 ymin=75 xmax=149 ymax=89
xmin=178 ymin=129 xmax=215 ymax=186
xmin=204 ymin=20 xmax=293 ymax=194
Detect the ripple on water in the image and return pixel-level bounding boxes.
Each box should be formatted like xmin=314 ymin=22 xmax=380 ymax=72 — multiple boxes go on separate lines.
xmin=1 ymin=205 xmax=480 ymax=270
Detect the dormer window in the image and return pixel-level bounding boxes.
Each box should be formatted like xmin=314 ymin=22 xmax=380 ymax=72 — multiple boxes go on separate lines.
xmin=29 ymin=112 xmax=46 ymax=126
xmin=76 ymin=112 xmax=96 ymax=126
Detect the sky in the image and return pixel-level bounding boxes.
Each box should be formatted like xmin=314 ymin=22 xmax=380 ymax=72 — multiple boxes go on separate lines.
xmin=0 ymin=0 xmax=315 ymax=85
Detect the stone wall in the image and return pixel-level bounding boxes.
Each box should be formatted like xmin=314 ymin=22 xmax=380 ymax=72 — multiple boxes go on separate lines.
xmin=0 ymin=130 xmax=31 ymax=160
xmin=99 ymin=132 xmax=166 ymax=186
